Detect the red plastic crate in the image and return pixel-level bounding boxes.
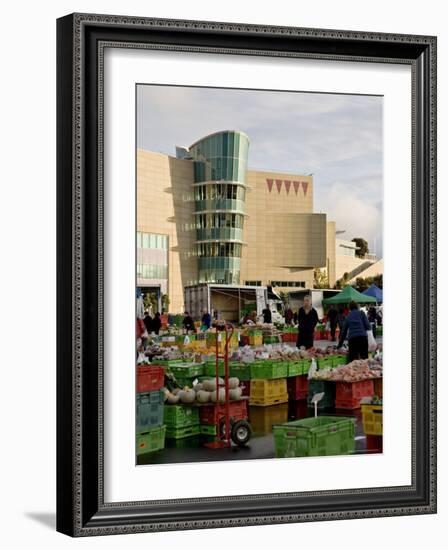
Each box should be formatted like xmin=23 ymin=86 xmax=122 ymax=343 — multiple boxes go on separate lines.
xmin=199 ymin=400 xmax=248 ymax=425
xmin=366 ymin=434 xmax=383 ymax=452
xmin=289 ymin=399 xmax=309 ymax=420
xmin=241 ymin=381 xmax=251 ymax=397
xmin=374 ymin=377 xmax=383 ymax=399
xmin=335 ymin=380 xmax=374 ymax=409
xmin=287 ymin=375 xmax=309 ymax=400
xmin=137 ymin=365 xmax=165 ymax=393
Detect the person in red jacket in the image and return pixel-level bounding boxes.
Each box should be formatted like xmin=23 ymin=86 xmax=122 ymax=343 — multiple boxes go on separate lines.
xmin=136 ymin=317 xmax=145 ymax=339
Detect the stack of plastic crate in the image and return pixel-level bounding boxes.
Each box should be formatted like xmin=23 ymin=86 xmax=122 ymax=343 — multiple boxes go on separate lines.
xmin=164 ymin=405 xmax=200 ymax=439
xmin=136 ymin=364 xmax=166 ymax=456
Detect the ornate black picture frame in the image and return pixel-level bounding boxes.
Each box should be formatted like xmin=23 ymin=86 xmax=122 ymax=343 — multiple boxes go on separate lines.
xmin=56 ymin=13 xmax=437 ymax=536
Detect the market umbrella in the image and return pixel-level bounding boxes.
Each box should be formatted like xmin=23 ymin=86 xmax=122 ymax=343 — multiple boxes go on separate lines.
xmin=362 ymin=283 xmax=383 ymax=303
xmin=322 ymin=285 xmax=377 ymax=305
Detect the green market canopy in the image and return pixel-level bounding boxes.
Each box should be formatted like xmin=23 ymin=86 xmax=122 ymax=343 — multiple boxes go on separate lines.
xmin=322 ymin=285 xmax=377 ymax=305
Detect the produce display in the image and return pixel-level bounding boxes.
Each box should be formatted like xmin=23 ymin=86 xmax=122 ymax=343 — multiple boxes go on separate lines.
xmin=136 ymin=298 xmax=385 ymax=461
xmin=163 ymin=377 xmax=245 ymax=405
xmin=311 ymin=358 xmax=382 ymax=382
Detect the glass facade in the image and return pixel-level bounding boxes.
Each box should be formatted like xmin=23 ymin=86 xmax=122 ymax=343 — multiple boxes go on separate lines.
xmin=137 ymin=264 xmax=168 ymax=279
xmin=136 ymin=232 xmax=169 ymax=283
xmin=137 ymin=232 xmax=168 ymax=250
xmin=188 ymin=131 xmax=249 ymax=284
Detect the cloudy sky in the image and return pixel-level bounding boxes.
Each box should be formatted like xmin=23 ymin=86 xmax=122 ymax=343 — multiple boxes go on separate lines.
xmin=137 ymin=85 xmax=383 ymax=257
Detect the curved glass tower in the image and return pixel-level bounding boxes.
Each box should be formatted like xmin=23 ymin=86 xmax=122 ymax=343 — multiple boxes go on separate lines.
xmin=188 ymin=131 xmax=249 ymax=285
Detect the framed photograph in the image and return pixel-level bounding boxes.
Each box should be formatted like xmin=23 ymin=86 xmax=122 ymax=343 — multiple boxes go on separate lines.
xmin=57 ymin=13 xmax=437 ymax=536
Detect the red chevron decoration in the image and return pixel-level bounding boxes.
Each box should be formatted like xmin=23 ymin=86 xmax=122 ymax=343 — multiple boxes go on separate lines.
xmin=266 ymin=178 xmax=274 ymax=192
xmin=302 ymin=181 xmax=309 ymax=196
xmin=293 ymin=181 xmax=300 ymax=194
xmin=275 ymin=179 xmax=283 ymax=193
xmin=284 ymin=180 xmax=291 ymax=194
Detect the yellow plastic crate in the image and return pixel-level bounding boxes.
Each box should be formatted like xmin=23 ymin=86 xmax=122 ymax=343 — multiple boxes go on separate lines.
xmin=249 ymin=335 xmax=263 ymax=346
xmin=361 ymin=404 xmax=383 ymax=435
xmin=249 ymin=403 xmax=288 ymax=433
xmin=250 ymin=379 xmax=288 ymax=406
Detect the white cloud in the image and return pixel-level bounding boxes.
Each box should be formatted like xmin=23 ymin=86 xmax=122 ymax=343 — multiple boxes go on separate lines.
xmin=317 ymin=182 xmax=383 ymax=256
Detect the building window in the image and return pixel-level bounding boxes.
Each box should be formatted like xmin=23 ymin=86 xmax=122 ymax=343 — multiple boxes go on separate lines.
xmin=136 ymin=264 xmax=168 ymax=279
xmin=195 ymin=213 xmax=244 ymax=230
xmin=197 ymin=242 xmax=242 ymax=258
xmin=245 ymin=281 xmax=262 ymax=286
xmin=271 ymin=281 xmax=306 ymax=288
xmin=137 ymin=232 xmax=168 ymax=250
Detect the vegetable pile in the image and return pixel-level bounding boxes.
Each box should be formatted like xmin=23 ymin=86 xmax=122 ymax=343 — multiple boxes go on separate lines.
xmin=311 ymin=359 xmax=382 ymax=382
xmin=163 ymin=377 xmax=244 ymax=405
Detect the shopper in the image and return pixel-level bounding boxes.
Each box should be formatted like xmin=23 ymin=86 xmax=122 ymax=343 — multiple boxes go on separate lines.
xmin=262 ymin=304 xmax=272 ymax=324
xmin=285 ymin=307 xmax=293 ymax=325
xmin=337 ymin=301 xmax=371 ymax=362
xmin=152 ymin=312 xmax=162 ymax=335
xmin=368 ymin=305 xmax=378 ymax=338
xmin=296 ymin=295 xmax=319 ymax=349
xmin=327 ymin=305 xmax=338 ymax=342
xmin=143 ymin=310 xmax=153 ymax=334
xmin=136 ymin=317 xmax=148 ymax=349
xmin=201 ymin=309 xmax=212 ymax=330
xmin=337 ymin=306 xmax=346 ymax=329
xmin=183 ymin=311 xmax=195 ymax=333
xmin=242 ymin=312 xmax=250 ymax=324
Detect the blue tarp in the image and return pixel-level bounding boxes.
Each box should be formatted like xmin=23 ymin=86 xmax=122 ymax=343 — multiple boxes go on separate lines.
xmin=362 ymin=284 xmax=383 ymax=303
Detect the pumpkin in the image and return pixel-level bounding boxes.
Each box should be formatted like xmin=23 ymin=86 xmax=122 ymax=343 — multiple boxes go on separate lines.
xmin=196 ymin=390 xmax=211 ymax=403
xmin=179 ymin=388 xmax=196 ymax=404
xmin=228 ymin=377 xmax=240 ymax=389
xmin=166 ymin=393 xmax=180 ymax=404
xmin=210 ymin=388 xmax=226 ymax=403
xmin=229 ymin=387 xmax=242 ymax=400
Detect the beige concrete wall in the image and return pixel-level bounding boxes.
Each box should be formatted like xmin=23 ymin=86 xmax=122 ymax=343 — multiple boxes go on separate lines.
xmin=240 ymin=170 xmax=323 ymax=289
xmin=137 ymin=149 xmax=197 ymax=312
xmin=348 ymin=258 xmax=384 ymax=282
xmin=326 ymin=221 xmax=336 ymax=287
xmin=335 ymin=255 xmax=371 ymax=281
xmin=137 ymin=151 xmax=334 ymax=307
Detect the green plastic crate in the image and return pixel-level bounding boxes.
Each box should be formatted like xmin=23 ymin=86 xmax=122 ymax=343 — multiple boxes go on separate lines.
xmin=152 ymin=359 xmax=183 ymax=366
xmin=307 ymin=380 xmax=335 ymax=408
xmin=247 ymin=329 xmax=262 ymax=336
xmin=250 ymin=361 xmax=288 ymax=380
xmin=316 ymin=356 xmax=333 ymax=369
xmin=331 ymin=355 xmax=347 ymax=368
xmin=301 ymin=358 xmax=312 ymax=376
xmin=229 ymin=361 xmax=251 ymax=381
xmin=167 ymin=362 xmax=204 ymax=378
xmin=273 ymin=416 xmax=355 ymax=457
xmin=136 ymin=390 xmax=165 ymax=432
xmin=263 ymin=336 xmax=280 ymax=344
xmin=163 ymin=405 xmax=199 ymax=428
xmin=199 ymin=424 xmax=217 ymax=436
xmin=136 ymin=425 xmax=166 ymax=456
xmin=287 ymin=361 xmax=302 ymax=377
xmin=165 ymin=424 xmax=200 ymax=439
xmin=204 ymin=361 xmax=225 ymax=377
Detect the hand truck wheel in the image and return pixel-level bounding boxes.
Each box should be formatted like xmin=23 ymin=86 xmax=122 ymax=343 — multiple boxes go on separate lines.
xmin=230 ymin=419 xmax=252 ymax=447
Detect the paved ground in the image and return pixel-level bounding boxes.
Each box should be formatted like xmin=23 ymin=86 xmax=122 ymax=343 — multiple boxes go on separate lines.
xmin=137 ymin=402 xmax=378 ymax=465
